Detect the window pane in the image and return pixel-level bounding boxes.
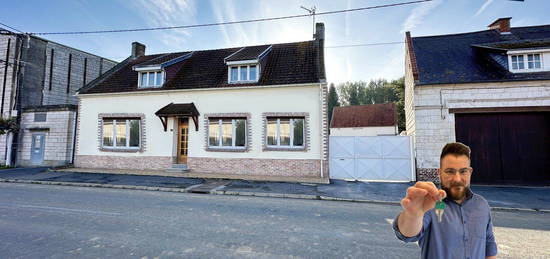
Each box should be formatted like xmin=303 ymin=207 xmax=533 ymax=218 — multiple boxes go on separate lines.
xmin=534 ymin=54 xmax=541 ymax=68
xmin=518 ymin=55 xmax=525 ymax=69
xmin=209 ymin=120 xmax=219 ymax=147
xmin=249 ymin=66 xmax=257 ymax=81
xmin=222 ymin=119 xmax=232 ymax=146
xmin=156 ymin=72 xmax=162 ymax=85
xmin=292 ymin=119 xmax=304 ymax=146
xmin=240 ymin=66 xmax=248 ymax=81
xmin=148 ymin=72 xmax=155 ymax=86
xmin=231 ymin=67 xmax=238 ymax=81
xmin=141 ymin=73 xmax=147 ymax=86
xmin=102 ymin=119 xmax=113 ymax=146
xmin=116 ymin=120 xmax=127 ymax=147
xmin=235 ymin=119 xmax=246 ymax=147
xmin=512 ymin=56 xmax=517 ymax=62
xmin=528 ymin=54 xmax=534 ymax=62
xmin=267 ymin=119 xmax=277 ymax=145
xmin=129 ymin=120 xmax=140 ymax=147
xmin=279 ymin=119 xmax=290 ymax=146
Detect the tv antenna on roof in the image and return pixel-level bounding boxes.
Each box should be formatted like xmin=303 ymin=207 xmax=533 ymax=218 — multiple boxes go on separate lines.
xmin=300 ymin=5 xmax=316 ymax=38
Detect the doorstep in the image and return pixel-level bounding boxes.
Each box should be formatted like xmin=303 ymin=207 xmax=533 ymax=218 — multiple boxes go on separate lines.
xmin=52 ymin=167 xmax=329 ymax=184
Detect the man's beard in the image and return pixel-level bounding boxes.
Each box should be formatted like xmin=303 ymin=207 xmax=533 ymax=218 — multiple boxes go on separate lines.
xmin=442 ymin=181 xmax=470 ymax=201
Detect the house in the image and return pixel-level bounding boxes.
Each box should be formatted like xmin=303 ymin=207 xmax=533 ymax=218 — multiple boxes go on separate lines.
xmin=330 ymin=103 xmax=398 ymax=136
xmin=0 ymin=31 xmax=116 ymax=167
xmin=405 ymin=17 xmax=550 ymax=185
xmin=74 ymin=23 xmax=328 ymax=180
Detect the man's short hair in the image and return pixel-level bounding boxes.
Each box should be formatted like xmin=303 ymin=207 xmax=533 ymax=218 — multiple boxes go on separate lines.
xmin=440 ymin=142 xmax=471 ymax=161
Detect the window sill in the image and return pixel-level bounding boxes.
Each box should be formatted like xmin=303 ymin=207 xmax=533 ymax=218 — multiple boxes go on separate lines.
xmin=228 ymin=80 xmax=258 ymax=84
xmin=100 ymin=147 xmax=141 ymax=153
xmin=206 ymin=147 xmax=248 ymax=152
xmin=263 ymin=146 xmax=306 ymax=152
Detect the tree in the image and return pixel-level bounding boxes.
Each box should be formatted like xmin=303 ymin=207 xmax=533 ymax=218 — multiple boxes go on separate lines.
xmin=0 ymin=117 xmax=18 ymax=135
xmin=337 ymin=81 xmax=365 ymax=106
xmin=389 ymin=77 xmax=406 ymax=133
xmin=327 ymin=83 xmax=340 ymax=125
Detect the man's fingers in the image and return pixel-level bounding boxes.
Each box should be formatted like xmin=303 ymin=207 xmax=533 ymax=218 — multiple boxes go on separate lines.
xmin=415 ymin=181 xmax=441 ymax=200
xmin=438 ymin=190 xmax=447 ymax=200
xmin=406 ymin=186 xmax=428 ymax=199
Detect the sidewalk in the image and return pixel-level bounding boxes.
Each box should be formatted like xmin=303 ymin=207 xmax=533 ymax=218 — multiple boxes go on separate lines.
xmin=1 ymin=167 xmax=548 ymax=212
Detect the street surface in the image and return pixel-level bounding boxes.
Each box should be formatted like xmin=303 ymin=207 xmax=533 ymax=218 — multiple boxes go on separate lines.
xmin=0 ymin=183 xmax=549 ymax=258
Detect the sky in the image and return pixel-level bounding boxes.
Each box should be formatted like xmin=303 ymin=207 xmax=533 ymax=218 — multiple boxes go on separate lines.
xmin=2 ymin=0 xmax=550 ymax=86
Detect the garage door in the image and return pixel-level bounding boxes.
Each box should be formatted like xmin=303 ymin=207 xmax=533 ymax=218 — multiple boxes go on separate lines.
xmin=455 ymin=112 xmax=550 ymax=185
xmin=329 ymin=136 xmax=415 ymax=181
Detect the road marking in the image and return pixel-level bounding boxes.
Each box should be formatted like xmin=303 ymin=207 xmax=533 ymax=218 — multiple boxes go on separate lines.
xmin=0 ymin=203 xmax=122 ymax=216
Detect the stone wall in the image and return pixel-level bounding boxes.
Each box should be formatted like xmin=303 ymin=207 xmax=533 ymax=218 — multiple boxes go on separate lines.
xmin=74 ymin=155 xmax=172 ymax=170
xmin=188 ymin=157 xmax=322 ymax=178
xmin=411 ymin=81 xmax=550 ymax=180
xmin=17 ymin=109 xmax=77 ymax=166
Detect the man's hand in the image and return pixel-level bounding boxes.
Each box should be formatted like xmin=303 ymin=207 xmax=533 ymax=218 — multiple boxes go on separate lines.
xmin=397 ymin=181 xmax=446 ymax=237
xmin=401 ymin=181 xmax=446 ymax=217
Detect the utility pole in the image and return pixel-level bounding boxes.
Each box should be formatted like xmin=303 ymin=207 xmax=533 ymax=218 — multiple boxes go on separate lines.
xmin=300 ymin=5 xmax=316 ymax=38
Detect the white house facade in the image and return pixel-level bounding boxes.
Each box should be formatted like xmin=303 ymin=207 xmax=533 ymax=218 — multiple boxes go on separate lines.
xmin=74 ymin=23 xmax=328 ymax=180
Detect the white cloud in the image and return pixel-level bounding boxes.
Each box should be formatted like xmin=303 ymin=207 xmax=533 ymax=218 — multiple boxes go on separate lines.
xmin=474 ymin=0 xmax=494 ymax=17
xmin=400 ymin=0 xmax=442 ymax=33
xmin=123 ymin=0 xmax=197 ymax=50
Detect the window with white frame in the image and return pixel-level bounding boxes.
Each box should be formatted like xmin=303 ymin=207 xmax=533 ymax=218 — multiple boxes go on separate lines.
xmin=208 ymin=118 xmax=247 ymax=148
xmin=510 ymin=53 xmax=542 ymax=71
xmin=229 ymin=65 xmax=258 ymax=83
xmin=266 ymin=117 xmax=305 ymax=148
xmin=139 ymin=71 xmax=164 ymax=88
xmin=102 ymin=118 xmax=141 ymax=148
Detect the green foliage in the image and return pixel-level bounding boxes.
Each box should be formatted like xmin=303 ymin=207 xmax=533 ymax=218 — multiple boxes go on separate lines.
xmin=0 ymin=117 xmax=18 ymax=135
xmin=327 ymin=83 xmax=341 ymax=124
xmin=334 ymin=77 xmax=406 ymax=133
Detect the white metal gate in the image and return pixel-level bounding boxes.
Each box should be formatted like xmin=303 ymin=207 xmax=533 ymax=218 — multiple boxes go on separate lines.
xmin=329 ymin=136 xmax=415 ymax=181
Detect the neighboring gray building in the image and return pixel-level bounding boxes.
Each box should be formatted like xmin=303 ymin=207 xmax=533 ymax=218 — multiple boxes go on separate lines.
xmin=0 ymin=30 xmax=116 ymax=167
xmin=405 ymin=18 xmax=550 ymax=185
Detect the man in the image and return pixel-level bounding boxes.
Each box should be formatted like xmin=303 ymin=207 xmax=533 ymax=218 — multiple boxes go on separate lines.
xmin=393 ymin=142 xmax=497 ymax=258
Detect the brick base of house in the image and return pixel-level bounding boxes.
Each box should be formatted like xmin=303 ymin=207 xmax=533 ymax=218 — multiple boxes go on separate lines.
xmin=188 ymin=157 xmax=325 ymax=178
xmin=74 ymin=155 xmax=172 ymax=170
xmin=417 ymin=168 xmax=439 ymax=182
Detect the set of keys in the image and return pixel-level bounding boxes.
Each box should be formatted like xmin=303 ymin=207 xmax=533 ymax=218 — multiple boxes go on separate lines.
xmin=435 ymin=181 xmax=445 ymax=223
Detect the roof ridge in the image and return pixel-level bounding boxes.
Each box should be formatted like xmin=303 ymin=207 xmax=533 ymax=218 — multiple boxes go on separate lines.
xmin=411 ymin=24 xmax=550 ymax=39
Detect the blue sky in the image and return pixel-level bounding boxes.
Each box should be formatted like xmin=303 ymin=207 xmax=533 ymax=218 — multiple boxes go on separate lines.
xmin=3 ymin=0 xmax=550 ymax=85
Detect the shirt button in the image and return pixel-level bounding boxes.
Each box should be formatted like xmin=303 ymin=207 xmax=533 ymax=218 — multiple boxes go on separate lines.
xmin=463 ymin=221 xmax=466 ymax=224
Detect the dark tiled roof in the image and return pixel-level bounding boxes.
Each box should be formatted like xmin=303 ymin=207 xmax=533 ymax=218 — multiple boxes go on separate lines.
xmin=330 ymin=103 xmax=396 ymax=128
xmin=411 ymin=25 xmax=550 ymax=85
xmin=155 ymin=103 xmax=199 ymax=116
xmin=80 ymin=41 xmax=321 ymax=94
xmin=137 ymin=52 xmax=191 ymax=66
xmin=224 ymin=45 xmax=271 ymax=61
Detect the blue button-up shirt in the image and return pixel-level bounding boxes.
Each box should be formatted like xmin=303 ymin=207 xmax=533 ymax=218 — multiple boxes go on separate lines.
xmin=393 ymin=190 xmax=498 ymax=259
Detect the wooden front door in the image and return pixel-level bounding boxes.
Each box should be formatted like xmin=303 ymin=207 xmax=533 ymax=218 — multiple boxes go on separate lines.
xmin=178 ymin=118 xmax=189 ymax=164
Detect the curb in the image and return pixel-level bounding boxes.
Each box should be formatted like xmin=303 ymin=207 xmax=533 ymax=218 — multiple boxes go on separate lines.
xmin=1 ymin=178 xmax=548 ymax=213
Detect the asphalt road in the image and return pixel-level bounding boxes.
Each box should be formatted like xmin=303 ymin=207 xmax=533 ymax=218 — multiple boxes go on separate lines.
xmin=0 ymin=183 xmax=549 ymax=258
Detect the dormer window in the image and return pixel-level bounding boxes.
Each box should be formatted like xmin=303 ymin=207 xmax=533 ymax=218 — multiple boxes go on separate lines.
xmin=508 ymin=52 xmax=544 ymax=72
xmin=229 ymin=64 xmax=258 ymax=83
xmin=139 ymin=71 xmax=164 ymax=88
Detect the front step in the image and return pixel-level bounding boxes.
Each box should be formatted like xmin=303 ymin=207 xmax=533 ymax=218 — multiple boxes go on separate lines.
xmin=165 ymin=164 xmax=189 ymax=173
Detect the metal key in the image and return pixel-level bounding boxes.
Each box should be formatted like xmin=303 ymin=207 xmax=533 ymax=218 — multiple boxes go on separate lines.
xmin=435 ymin=181 xmax=445 ymax=222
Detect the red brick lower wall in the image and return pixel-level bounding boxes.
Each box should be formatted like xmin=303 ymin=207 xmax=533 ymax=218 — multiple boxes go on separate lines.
xmin=417 ymin=168 xmax=439 ymax=182
xmin=188 ymin=157 xmax=324 ymax=178
xmin=74 ymin=155 xmax=172 ymax=170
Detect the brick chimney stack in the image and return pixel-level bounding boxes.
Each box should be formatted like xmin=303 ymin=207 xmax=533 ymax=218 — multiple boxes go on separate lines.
xmin=131 ymin=42 xmax=146 ymax=59
xmin=488 ymin=17 xmax=512 ymax=34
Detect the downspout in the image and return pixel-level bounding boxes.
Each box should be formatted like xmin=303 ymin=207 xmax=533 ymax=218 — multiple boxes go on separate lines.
xmin=319 ymin=82 xmax=324 ymax=178
xmin=70 ymin=108 xmax=78 ymax=164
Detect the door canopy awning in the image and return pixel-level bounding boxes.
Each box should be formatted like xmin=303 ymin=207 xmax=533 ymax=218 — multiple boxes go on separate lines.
xmin=155 ymin=102 xmax=200 ymax=131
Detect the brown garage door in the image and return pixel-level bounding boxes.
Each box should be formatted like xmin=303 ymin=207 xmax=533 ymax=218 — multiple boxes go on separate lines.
xmin=455 ymin=112 xmax=550 ymax=185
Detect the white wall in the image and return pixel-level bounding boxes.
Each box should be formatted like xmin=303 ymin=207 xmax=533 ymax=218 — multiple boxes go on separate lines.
xmin=77 ymin=84 xmax=323 ymax=160
xmin=330 ymin=126 xmax=397 ymax=136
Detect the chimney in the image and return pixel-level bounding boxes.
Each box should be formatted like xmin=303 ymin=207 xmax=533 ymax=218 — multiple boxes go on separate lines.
xmin=314 ymin=22 xmax=325 ymax=41
xmin=488 ymin=17 xmax=511 ymax=34
xmin=131 ymin=42 xmax=146 ymax=59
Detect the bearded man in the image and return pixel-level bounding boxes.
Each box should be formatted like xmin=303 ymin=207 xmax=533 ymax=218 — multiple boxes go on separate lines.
xmin=393 ymin=142 xmax=498 ymax=259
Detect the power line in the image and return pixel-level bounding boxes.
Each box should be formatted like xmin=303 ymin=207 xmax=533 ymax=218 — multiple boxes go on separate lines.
xmin=326 ymin=42 xmax=404 ymax=48
xmin=0 ymin=21 xmax=25 ymax=34
xmin=30 ymin=0 xmax=433 ymax=35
